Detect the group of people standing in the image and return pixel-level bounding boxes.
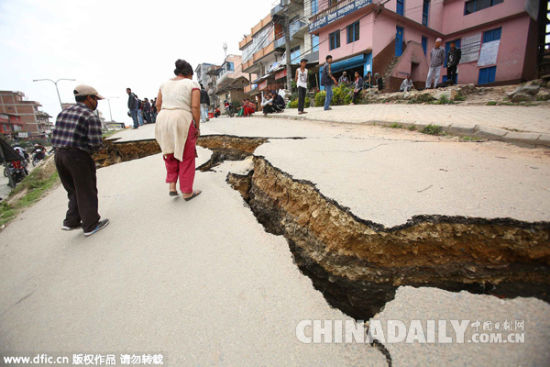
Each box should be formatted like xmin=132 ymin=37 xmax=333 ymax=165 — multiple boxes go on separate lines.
xmin=426 ymin=38 xmax=462 ymax=88
xmin=126 ymin=88 xmax=158 ymax=129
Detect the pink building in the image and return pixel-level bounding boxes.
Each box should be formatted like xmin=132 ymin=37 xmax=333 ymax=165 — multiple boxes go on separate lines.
xmin=309 ymin=0 xmax=543 ymax=90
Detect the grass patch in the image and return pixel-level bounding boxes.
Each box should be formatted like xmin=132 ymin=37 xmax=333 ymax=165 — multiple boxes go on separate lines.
xmin=438 ymin=95 xmax=454 ymax=104
xmin=408 ymin=125 xmax=417 ymax=131
xmin=453 ymin=95 xmax=466 ymax=102
xmin=421 ymin=124 xmax=444 ymax=136
xmin=460 ymin=135 xmax=484 ymax=142
xmin=390 ymin=123 xmax=402 ymax=129
xmin=0 ymin=167 xmax=59 ymax=227
xmin=486 ymin=101 xmax=497 ymax=106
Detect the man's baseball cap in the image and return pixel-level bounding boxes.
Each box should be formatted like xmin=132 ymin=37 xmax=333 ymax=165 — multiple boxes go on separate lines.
xmin=73 ymin=84 xmax=104 ymax=99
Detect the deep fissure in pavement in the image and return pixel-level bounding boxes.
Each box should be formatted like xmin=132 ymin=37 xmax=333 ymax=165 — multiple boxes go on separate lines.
xmin=228 ymin=157 xmax=550 ymax=320
xmin=94 ymin=136 xmax=550 ymax=323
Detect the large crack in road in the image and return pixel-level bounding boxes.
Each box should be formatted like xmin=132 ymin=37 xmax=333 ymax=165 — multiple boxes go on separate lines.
xmin=93 ymin=134 xmax=550 ymax=365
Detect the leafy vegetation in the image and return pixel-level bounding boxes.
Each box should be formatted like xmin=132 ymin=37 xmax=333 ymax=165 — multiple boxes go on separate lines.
xmin=421 ymin=124 xmax=444 ymax=135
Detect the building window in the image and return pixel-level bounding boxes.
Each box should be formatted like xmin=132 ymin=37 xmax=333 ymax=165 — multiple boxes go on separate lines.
xmin=422 ymin=0 xmax=430 ymax=26
xmin=478 ymin=66 xmax=496 ymax=85
xmin=464 ymin=0 xmax=503 ymax=15
xmin=226 ymin=62 xmax=234 ymax=71
xmin=312 ymin=35 xmax=320 ymax=52
xmin=347 ymin=21 xmax=360 ymax=43
xmin=311 ymin=0 xmax=318 ymax=15
xmin=421 ymin=36 xmax=427 ymax=55
xmin=396 ymin=0 xmax=404 ymax=16
xmin=290 ymin=46 xmax=301 ymax=63
xmin=483 ymin=27 xmax=501 ymax=43
xmin=329 ymin=30 xmax=341 ymax=50
xmin=329 ymin=0 xmax=338 ymax=7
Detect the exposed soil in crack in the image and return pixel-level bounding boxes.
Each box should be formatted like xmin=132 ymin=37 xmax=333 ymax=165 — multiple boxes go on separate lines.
xmin=92 ymin=135 xmax=266 ymax=169
xmin=93 ymin=134 xmax=550 ymax=329
xmin=229 ymin=156 xmax=550 ymax=321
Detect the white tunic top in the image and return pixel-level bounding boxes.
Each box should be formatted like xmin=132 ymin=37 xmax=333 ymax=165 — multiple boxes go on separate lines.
xmin=155 ymin=78 xmax=199 ymax=161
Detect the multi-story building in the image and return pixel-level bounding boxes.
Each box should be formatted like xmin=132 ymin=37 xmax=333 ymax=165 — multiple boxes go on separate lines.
xmin=0 ymin=113 xmax=23 ymax=140
xmin=215 ymin=55 xmax=252 ymax=104
xmin=309 ymin=0 xmax=544 ymax=90
xmin=240 ymin=1 xmax=321 ymax=96
xmin=0 ymin=91 xmax=51 ymax=138
xmin=195 ymin=62 xmax=222 ymax=108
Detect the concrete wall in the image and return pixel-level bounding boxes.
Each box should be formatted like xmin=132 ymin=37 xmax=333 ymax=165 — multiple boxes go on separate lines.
xmin=442 ymin=0 xmax=527 ymax=35
xmin=318 ymin=12 xmax=375 ymax=62
xmin=443 ymin=16 xmax=532 ymax=84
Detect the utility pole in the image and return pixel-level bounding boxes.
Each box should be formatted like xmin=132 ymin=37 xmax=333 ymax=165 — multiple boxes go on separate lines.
xmin=283 ymin=11 xmax=293 ymax=92
xmin=105 ymin=96 xmax=119 ymax=122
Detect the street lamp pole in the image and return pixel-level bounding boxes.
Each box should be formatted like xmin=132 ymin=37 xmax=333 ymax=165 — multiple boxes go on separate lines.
xmin=32 ymin=78 xmax=76 ymax=110
xmin=105 ymin=97 xmax=119 ymax=122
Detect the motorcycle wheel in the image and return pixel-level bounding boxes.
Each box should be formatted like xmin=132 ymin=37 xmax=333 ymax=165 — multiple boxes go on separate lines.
xmin=3 ymin=167 xmax=7 ymax=177
xmin=7 ymin=172 xmax=16 ymax=188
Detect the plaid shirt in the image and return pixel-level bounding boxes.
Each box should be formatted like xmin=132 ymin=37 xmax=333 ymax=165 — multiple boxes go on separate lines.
xmin=52 ymin=103 xmax=103 ymax=153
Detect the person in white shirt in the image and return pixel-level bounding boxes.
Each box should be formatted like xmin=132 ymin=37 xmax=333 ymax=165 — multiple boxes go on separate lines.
xmin=295 ymin=58 xmax=309 ymax=115
xmin=400 ymin=75 xmax=414 ymax=92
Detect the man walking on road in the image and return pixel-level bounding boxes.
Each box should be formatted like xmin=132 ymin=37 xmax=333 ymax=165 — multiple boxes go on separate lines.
xmin=126 ymin=87 xmax=139 ymax=129
xmin=425 ymin=38 xmax=445 ymax=89
xmin=52 ymin=84 xmax=109 ymax=237
xmin=199 ymin=84 xmax=210 ymax=122
xmin=295 ymin=58 xmax=308 ymax=115
xmin=322 ymin=55 xmax=338 ymax=111
xmin=446 ymin=42 xmax=461 ymax=85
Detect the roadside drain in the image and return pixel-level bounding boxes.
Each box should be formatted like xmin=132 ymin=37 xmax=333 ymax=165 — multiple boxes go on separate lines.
xmin=94 ymin=135 xmax=550 ymax=322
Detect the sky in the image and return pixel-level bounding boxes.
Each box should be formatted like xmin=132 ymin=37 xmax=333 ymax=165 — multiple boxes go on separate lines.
xmin=0 ymin=0 xmax=274 ymax=125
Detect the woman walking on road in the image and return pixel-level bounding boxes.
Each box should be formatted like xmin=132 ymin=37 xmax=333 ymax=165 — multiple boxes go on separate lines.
xmin=155 ymin=59 xmax=201 ymax=200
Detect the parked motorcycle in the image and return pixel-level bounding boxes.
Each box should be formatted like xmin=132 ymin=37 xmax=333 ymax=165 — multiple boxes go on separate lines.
xmin=224 ymin=101 xmax=234 ymax=118
xmin=32 ymin=148 xmax=46 ymax=166
xmin=5 ymin=159 xmax=28 ymax=188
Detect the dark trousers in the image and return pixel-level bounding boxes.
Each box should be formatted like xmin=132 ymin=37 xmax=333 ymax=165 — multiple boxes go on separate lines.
xmin=263 ymin=104 xmax=275 ymax=114
xmin=55 ymin=148 xmax=100 ymax=232
xmin=298 ymin=86 xmax=307 ymax=112
xmin=447 ymin=65 xmax=457 ymax=85
xmin=353 ymin=89 xmax=362 ymax=104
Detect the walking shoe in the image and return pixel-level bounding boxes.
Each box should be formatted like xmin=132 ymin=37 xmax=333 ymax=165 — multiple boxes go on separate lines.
xmin=84 ymin=219 xmax=110 ymax=237
xmin=62 ymin=223 xmax=81 ymax=231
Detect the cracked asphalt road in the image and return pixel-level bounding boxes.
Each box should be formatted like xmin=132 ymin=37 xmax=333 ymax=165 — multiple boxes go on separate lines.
xmin=1 ymin=117 xmax=549 ymax=366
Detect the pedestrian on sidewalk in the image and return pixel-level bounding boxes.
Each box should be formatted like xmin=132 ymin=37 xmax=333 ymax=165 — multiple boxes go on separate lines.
xmin=425 ymin=38 xmax=445 ymax=89
xmin=155 ymin=59 xmax=202 ymax=200
xmin=136 ymin=97 xmax=144 ymax=126
xmin=321 ymin=55 xmax=338 ymax=111
xmin=261 ymin=92 xmax=276 ymax=115
xmin=375 ymin=73 xmax=384 ymax=91
xmin=52 ymin=84 xmax=109 ymax=237
xmin=351 ymin=71 xmax=363 ymax=104
xmin=126 ymin=87 xmax=139 ymax=129
xmin=199 ymin=83 xmax=210 ymax=122
xmin=295 ymin=58 xmax=308 ymax=115
xmin=143 ymin=98 xmax=153 ymax=123
xmin=400 ymin=74 xmax=414 ymax=92
xmin=446 ymin=42 xmax=461 ymax=85
xmin=338 ymin=71 xmax=350 ymax=85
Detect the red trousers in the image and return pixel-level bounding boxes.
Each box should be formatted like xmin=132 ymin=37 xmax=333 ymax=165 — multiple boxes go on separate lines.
xmin=244 ymin=107 xmax=255 ymax=117
xmin=163 ymin=123 xmax=197 ymax=194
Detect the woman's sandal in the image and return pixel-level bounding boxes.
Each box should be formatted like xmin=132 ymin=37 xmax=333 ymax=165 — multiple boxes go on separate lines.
xmin=169 ymin=191 xmax=179 ymax=196
xmin=183 ymin=190 xmax=202 ymax=201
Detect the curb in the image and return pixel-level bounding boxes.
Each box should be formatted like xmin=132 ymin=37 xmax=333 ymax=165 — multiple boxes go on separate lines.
xmin=262 ymin=114 xmax=549 ymax=148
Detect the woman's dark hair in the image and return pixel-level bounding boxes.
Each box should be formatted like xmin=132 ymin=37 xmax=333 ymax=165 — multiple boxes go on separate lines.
xmin=174 ymin=59 xmax=193 ymax=77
